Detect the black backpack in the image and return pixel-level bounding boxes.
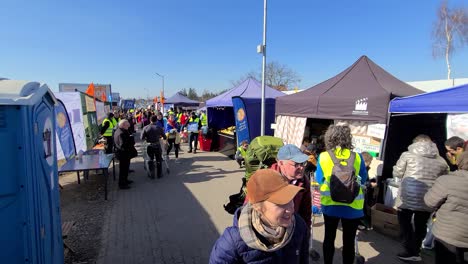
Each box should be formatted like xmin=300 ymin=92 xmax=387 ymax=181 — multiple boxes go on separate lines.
xmin=327 ymin=150 xmax=360 ymax=204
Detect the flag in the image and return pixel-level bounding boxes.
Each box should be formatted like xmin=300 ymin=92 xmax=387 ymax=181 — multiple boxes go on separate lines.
xmin=232 ymin=96 xmax=251 ymax=145
xmin=101 ymin=92 xmax=107 ymax=102
xmin=86 ymin=82 xmax=95 ymax=97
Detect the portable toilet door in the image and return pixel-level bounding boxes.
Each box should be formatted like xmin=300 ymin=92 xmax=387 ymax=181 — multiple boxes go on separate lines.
xmin=0 ymin=80 xmax=64 ymax=264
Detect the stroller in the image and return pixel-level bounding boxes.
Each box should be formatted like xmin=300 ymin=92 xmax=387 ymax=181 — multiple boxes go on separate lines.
xmin=142 ymin=139 xmax=170 ymax=178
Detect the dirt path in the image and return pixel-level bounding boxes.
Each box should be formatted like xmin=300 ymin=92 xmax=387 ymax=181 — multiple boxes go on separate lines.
xmin=60 ymin=170 xmax=113 ymax=264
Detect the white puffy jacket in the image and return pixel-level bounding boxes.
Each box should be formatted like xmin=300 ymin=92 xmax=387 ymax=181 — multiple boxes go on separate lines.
xmin=393 ymin=141 xmax=449 ymax=212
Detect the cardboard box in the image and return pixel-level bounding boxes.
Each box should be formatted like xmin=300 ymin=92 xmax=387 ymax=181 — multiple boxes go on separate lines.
xmin=371 ymin=203 xmax=400 ymax=239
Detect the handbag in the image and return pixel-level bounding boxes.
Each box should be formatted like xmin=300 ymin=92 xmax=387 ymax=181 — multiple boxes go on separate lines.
xmin=129 ymin=145 xmax=138 ymax=159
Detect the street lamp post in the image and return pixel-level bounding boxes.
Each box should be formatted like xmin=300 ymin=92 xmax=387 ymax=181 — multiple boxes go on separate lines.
xmin=260 ymin=0 xmax=267 ymax=136
xmin=155 ymin=72 xmax=165 ymax=97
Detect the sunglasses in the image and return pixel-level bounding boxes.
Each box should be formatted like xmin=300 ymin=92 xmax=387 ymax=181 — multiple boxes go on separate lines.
xmin=288 ymin=161 xmax=307 ymax=168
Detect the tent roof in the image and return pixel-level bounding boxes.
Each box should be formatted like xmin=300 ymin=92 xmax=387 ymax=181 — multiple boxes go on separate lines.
xmin=276 ymin=56 xmax=422 ymax=123
xmin=165 ymin=92 xmax=200 ymax=106
xmin=206 ymin=78 xmax=285 ymax=107
xmin=389 ymin=83 xmax=468 ymax=113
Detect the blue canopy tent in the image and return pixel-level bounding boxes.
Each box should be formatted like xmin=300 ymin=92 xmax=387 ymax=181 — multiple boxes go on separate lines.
xmin=389 ymin=83 xmax=468 ymax=113
xmin=382 ymin=83 xmax=468 ymax=178
xmin=205 ymin=78 xmax=285 ymax=132
xmin=165 ymin=92 xmax=200 ymax=108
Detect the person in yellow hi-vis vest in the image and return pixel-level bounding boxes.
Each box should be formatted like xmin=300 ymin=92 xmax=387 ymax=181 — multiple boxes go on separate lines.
xmin=200 ymin=109 xmax=208 ymax=135
xmin=315 ymin=124 xmax=368 ymax=264
xmin=234 ymin=140 xmax=249 ymax=168
xmin=100 ymin=112 xmax=118 ymax=154
xmin=187 ymin=112 xmax=201 ymax=153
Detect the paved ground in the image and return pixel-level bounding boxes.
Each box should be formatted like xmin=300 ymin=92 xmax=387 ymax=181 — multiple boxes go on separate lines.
xmin=95 ymin=132 xmax=436 ymax=264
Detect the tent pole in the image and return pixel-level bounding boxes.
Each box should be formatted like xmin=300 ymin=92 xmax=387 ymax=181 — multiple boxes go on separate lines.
xmin=260 ymin=0 xmax=267 ymax=136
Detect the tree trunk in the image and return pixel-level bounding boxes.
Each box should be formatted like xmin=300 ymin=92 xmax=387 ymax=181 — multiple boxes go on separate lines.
xmin=445 ymin=16 xmax=452 ymax=80
xmin=446 ymin=46 xmax=451 ymax=80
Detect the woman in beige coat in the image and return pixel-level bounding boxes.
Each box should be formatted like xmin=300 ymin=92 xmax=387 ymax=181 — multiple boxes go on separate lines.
xmin=424 ymin=151 xmax=468 ymax=264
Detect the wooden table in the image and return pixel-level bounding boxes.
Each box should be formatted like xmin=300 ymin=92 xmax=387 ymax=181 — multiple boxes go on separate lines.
xmin=59 ymin=154 xmax=115 ymax=200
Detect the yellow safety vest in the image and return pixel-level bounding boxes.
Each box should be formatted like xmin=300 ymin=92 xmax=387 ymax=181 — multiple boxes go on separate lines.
xmin=237 ymin=146 xmax=247 ymax=157
xmin=318 ymin=148 xmax=364 ymax=210
xmin=187 ymin=117 xmax=200 ymax=133
xmin=201 ymin=113 xmax=208 ymax=126
xmin=176 ymin=113 xmax=182 ymax=123
xmin=102 ymin=118 xmax=114 ymax=137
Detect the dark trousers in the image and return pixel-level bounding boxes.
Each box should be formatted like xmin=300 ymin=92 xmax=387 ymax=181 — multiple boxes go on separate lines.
xmin=323 ymin=214 xmax=360 ymax=264
xmin=189 ymin=133 xmax=198 ymax=152
xmin=435 ymin=239 xmax=468 ymax=264
xmin=118 ymin=156 xmax=130 ymax=187
xmin=167 ymin=138 xmax=179 ymax=158
xmin=398 ymin=208 xmax=431 ymax=255
xmin=147 ymin=145 xmax=162 ymax=178
xmin=105 ymin=136 xmax=114 ymax=154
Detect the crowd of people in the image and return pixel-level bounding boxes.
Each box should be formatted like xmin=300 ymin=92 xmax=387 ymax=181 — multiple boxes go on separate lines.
xmin=210 ymin=124 xmax=468 ymax=264
xmin=99 ymin=107 xmax=207 ymax=189
xmin=100 ymin=109 xmax=468 ymax=263
xmin=393 ymin=134 xmax=468 ymax=263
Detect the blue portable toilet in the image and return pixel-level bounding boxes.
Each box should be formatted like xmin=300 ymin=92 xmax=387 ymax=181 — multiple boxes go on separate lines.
xmin=0 ymin=80 xmax=64 ymax=263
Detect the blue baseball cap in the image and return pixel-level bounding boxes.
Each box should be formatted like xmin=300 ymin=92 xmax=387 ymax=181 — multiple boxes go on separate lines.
xmin=277 ymin=144 xmax=309 ymax=163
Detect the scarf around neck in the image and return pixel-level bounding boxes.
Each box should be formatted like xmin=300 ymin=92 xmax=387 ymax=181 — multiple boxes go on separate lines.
xmin=238 ymin=203 xmax=295 ymax=252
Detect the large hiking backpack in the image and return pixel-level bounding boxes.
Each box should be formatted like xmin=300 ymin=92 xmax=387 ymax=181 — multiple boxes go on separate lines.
xmin=223 ymin=136 xmax=283 ymax=215
xmin=244 ymin=136 xmax=284 ymax=181
xmin=327 ymin=150 xmax=360 ymax=204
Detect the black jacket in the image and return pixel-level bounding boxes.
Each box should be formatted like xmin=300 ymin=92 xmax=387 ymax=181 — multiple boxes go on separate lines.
xmin=113 ymin=128 xmax=134 ymax=159
xmin=141 ymin=123 xmax=167 ymax=143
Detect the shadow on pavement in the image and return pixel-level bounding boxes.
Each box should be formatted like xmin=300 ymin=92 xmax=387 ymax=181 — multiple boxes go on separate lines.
xmin=97 ymin=133 xmax=225 ymax=264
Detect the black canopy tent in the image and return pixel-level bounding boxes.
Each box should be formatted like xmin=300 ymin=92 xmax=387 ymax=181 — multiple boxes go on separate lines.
xmin=276 ymin=56 xmax=422 ymax=123
xmin=165 ymin=92 xmax=200 ymax=108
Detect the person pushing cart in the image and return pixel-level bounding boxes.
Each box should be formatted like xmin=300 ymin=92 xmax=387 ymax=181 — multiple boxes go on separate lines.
xmin=141 ymin=115 xmax=167 ymax=179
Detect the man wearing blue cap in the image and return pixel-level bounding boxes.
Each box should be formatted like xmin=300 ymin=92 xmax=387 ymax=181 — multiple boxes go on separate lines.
xmin=271 ymin=144 xmax=318 ymax=259
xmin=271 ymin=144 xmax=312 ymax=233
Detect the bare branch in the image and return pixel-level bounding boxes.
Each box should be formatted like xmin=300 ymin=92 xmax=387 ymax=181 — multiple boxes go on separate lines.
xmin=432 ymin=0 xmax=468 ymax=79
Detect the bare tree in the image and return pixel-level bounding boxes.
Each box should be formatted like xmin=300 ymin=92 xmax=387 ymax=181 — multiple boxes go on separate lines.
xmin=178 ymin=88 xmax=188 ymax=96
xmin=432 ymin=1 xmax=468 ymax=79
xmin=230 ymin=71 xmax=259 ymax=87
xmin=187 ymin=88 xmax=199 ymax=100
xmin=232 ymin=61 xmax=301 ymax=90
xmin=265 ymin=61 xmax=301 ymax=91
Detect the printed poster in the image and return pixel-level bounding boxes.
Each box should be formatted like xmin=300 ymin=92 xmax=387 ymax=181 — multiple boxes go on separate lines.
xmin=232 ymin=96 xmax=251 ymax=146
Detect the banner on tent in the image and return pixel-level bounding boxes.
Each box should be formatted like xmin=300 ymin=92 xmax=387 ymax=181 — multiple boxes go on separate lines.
xmin=447 ymin=114 xmax=468 ymax=140
xmin=122 ymin=100 xmax=135 ymax=110
xmin=54 ymin=92 xmax=87 ymax=157
xmin=274 ymin=115 xmax=306 ymax=147
xmin=95 ymin=101 xmax=106 ymax=123
xmin=232 ymin=97 xmax=251 ymax=145
xmin=55 ymin=100 xmax=76 ymax=160
xmin=85 ymin=96 xmax=95 ymax=112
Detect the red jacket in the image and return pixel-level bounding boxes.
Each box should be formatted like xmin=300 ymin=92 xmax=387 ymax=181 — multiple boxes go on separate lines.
xmin=180 ymin=114 xmax=188 ymax=125
xmin=271 ymin=163 xmax=312 ymax=228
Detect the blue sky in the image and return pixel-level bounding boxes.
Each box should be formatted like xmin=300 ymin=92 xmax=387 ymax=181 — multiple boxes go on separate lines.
xmin=1 ymin=0 xmax=467 ymax=99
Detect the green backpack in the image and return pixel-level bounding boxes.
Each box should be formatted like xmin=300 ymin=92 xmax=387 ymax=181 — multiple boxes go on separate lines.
xmin=244 ymin=136 xmax=284 ymax=182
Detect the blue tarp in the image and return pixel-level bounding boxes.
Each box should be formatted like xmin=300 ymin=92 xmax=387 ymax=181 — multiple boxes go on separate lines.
xmin=389 ymin=83 xmax=468 ymax=113
xmin=243 ymin=98 xmax=277 ymax=137
xmin=206 ymin=78 xmax=285 ymax=107
xmin=165 ymin=92 xmax=200 ymax=106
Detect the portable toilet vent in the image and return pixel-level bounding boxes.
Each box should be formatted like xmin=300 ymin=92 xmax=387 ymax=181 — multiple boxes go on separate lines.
xmin=0 ymin=80 xmax=63 ymax=264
